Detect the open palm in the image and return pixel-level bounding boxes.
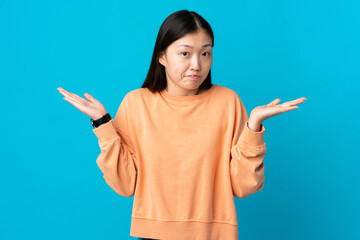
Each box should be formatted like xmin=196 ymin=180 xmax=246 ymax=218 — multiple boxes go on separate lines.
xmin=251 ymin=97 xmax=307 ymax=122
xmin=57 ymin=87 xmax=107 ymax=120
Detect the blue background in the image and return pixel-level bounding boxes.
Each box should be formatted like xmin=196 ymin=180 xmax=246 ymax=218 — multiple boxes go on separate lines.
xmin=1 ymin=0 xmax=359 ymax=239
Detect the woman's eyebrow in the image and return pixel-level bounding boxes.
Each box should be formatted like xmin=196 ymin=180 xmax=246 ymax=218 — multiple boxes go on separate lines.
xmin=177 ymin=44 xmax=212 ymax=48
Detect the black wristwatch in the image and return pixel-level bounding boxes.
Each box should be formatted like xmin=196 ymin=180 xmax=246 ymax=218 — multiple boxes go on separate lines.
xmin=91 ymin=113 xmax=112 ymax=128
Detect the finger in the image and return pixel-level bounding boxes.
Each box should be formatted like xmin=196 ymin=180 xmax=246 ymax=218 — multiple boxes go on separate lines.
xmin=59 ymin=89 xmax=87 ymax=104
xmin=290 ymin=97 xmax=306 ymax=104
xmin=84 ymin=93 xmax=96 ymax=103
xmin=280 ymin=98 xmax=306 ymax=107
xmin=267 ymin=99 xmax=281 ymax=107
xmin=62 ymin=93 xmax=84 ymax=105
xmin=58 ymin=88 xmax=69 ymax=97
xmin=63 ymin=96 xmax=84 ymax=111
xmin=69 ymin=92 xmax=88 ymax=104
xmin=278 ymin=106 xmax=299 ymax=113
xmin=63 ymin=96 xmax=76 ymax=106
xmin=58 ymin=87 xmax=72 ymax=95
xmin=58 ymin=88 xmax=75 ymax=99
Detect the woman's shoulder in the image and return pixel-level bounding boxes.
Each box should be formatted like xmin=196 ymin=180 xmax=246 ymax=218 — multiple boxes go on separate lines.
xmin=123 ymin=87 xmax=149 ymax=99
xmin=119 ymin=88 xmax=155 ymax=107
xmin=214 ymin=84 xmax=242 ymax=101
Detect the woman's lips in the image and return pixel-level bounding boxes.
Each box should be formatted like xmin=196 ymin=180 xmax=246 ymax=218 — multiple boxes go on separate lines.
xmin=187 ymin=75 xmax=200 ymax=79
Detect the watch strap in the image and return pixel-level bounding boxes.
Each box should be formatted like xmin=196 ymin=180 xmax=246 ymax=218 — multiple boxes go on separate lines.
xmin=91 ymin=113 xmax=112 ymax=128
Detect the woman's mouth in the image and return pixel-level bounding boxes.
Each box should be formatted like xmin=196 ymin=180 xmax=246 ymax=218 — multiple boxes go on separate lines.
xmin=187 ymin=75 xmax=200 ymax=79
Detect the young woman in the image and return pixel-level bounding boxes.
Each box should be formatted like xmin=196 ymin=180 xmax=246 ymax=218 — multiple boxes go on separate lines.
xmin=58 ymin=9 xmax=306 ymax=240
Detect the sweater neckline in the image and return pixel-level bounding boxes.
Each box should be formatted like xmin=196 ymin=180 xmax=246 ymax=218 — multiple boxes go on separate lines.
xmin=160 ymin=84 xmax=218 ymax=102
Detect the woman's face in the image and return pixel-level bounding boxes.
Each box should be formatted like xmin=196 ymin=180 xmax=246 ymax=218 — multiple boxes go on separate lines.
xmin=159 ymin=29 xmax=213 ymax=96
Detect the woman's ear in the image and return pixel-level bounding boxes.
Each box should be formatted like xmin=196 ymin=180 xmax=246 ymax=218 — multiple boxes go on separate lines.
xmin=158 ymin=51 xmax=166 ymax=67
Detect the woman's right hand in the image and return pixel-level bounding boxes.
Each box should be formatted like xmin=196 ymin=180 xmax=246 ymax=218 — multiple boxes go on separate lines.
xmin=57 ymin=87 xmax=108 ymax=120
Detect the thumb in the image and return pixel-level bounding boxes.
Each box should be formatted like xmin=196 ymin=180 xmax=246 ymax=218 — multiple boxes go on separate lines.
xmin=84 ymin=93 xmax=96 ymax=102
xmin=267 ymin=98 xmax=281 ymax=107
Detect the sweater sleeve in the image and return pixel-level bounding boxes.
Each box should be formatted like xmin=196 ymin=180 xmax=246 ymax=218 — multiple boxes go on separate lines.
xmin=92 ymin=94 xmax=137 ymax=197
xmin=230 ymin=94 xmax=266 ymax=198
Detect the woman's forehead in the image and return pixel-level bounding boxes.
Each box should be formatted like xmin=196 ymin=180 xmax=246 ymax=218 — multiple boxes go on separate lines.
xmin=171 ymin=32 xmax=212 ymax=49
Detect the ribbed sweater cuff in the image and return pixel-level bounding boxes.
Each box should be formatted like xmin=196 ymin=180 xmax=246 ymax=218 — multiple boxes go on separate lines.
xmin=238 ymin=120 xmax=265 ymax=146
xmin=92 ymin=119 xmax=119 ymax=143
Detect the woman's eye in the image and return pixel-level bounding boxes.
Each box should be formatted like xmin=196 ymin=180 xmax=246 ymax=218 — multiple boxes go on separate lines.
xmin=181 ymin=52 xmax=211 ymax=57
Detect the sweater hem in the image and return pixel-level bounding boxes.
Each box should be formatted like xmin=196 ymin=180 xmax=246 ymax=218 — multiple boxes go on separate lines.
xmin=129 ymin=216 xmax=238 ymax=240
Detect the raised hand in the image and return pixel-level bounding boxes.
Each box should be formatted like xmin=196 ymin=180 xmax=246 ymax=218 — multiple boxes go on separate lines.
xmin=248 ymin=97 xmax=308 ymax=131
xmin=57 ymin=87 xmax=107 ymax=120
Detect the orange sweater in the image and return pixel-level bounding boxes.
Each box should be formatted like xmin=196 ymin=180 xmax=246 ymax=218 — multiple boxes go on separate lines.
xmin=92 ymin=84 xmax=266 ymax=240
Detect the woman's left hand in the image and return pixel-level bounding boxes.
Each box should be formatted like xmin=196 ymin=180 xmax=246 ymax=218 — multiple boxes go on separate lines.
xmin=248 ymin=97 xmax=307 ymax=131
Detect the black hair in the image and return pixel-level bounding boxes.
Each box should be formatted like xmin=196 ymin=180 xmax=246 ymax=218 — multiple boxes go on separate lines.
xmin=141 ymin=9 xmax=214 ymax=93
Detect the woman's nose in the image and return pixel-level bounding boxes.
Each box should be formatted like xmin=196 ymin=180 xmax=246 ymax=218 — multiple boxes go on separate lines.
xmin=190 ymin=56 xmax=200 ymax=70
